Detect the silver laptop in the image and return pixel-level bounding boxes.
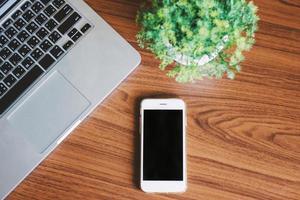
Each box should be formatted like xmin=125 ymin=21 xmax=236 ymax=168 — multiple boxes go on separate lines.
xmin=0 ymin=0 xmax=141 ymax=198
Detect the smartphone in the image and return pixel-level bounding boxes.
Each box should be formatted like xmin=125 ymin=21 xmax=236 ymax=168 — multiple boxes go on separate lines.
xmin=140 ymin=99 xmax=187 ymax=193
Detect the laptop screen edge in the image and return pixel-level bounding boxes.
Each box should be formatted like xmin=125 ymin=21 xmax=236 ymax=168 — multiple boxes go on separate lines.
xmin=0 ymin=0 xmax=20 ymax=20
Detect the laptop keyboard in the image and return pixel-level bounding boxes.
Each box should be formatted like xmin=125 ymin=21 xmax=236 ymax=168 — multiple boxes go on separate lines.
xmin=0 ymin=0 xmax=93 ymax=115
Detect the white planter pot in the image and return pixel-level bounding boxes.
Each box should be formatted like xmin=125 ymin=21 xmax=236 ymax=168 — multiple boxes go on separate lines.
xmin=166 ymin=35 xmax=229 ymax=66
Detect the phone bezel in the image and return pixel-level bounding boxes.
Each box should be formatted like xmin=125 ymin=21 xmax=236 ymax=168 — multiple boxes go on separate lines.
xmin=140 ymin=99 xmax=187 ymax=193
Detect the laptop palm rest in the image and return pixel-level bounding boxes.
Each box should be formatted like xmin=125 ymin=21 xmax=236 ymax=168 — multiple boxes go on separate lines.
xmin=7 ymin=71 xmax=90 ymax=153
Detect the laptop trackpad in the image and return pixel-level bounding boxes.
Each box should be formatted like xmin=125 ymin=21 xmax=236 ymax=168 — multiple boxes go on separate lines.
xmin=7 ymin=71 xmax=90 ymax=153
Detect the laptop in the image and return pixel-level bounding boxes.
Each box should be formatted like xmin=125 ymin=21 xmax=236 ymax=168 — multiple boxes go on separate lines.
xmin=0 ymin=0 xmax=141 ymax=198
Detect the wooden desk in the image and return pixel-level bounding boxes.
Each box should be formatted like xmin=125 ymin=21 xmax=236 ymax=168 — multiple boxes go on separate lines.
xmin=8 ymin=0 xmax=300 ymax=199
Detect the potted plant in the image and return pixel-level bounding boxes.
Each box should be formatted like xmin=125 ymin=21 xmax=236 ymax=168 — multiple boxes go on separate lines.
xmin=137 ymin=0 xmax=259 ymax=82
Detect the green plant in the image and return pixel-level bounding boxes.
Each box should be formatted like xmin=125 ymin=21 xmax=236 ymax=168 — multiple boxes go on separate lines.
xmin=137 ymin=0 xmax=259 ymax=82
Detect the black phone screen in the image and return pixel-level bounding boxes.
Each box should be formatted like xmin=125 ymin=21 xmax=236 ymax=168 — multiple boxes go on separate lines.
xmin=143 ymin=110 xmax=183 ymax=181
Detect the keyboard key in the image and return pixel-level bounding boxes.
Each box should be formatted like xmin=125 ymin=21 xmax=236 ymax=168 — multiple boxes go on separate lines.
xmin=21 ymin=57 xmax=34 ymax=69
xmin=52 ymin=0 xmax=65 ymax=9
xmin=0 ymin=72 xmax=3 ymax=80
xmin=11 ymin=10 xmax=22 ymax=20
xmin=0 ymin=62 xmax=13 ymax=74
xmin=67 ymin=28 xmax=77 ymax=38
xmin=36 ymin=27 xmax=49 ymax=39
xmin=31 ymin=48 xmax=44 ymax=61
xmin=57 ymin=12 xmax=81 ymax=35
xmin=31 ymin=2 xmax=44 ymax=13
xmin=39 ymin=54 xmax=55 ymax=70
xmin=0 ymin=83 xmax=8 ymax=96
xmin=3 ymin=74 xmax=17 ymax=87
xmin=17 ymin=30 xmax=30 ymax=42
xmin=53 ymin=4 xmax=73 ymax=23
xmin=0 ymin=35 xmax=9 ymax=47
xmin=50 ymin=45 xmax=64 ymax=59
xmin=4 ymin=27 xmax=18 ymax=39
xmin=40 ymin=0 xmax=51 ymax=5
xmin=13 ymin=65 xmax=26 ymax=78
xmin=0 ymin=65 xmax=43 ymax=114
xmin=2 ymin=19 xmax=13 ymax=29
xmin=13 ymin=18 xmax=26 ymax=30
xmin=20 ymin=1 xmax=32 ymax=11
xmin=18 ymin=44 xmax=31 ymax=57
xmin=71 ymin=31 xmax=82 ymax=42
xmin=27 ymin=36 xmax=40 ymax=48
xmin=44 ymin=5 xmax=56 ymax=17
xmin=8 ymin=39 xmax=21 ymax=51
xmin=81 ymin=23 xmax=91 ymax=33
xmin=9 ymin=53 xmax=22 ymax=66
xmin=40 ymin=39 xmax=52 ymax=52
xmin=45 ymin=19 xmax=58 ymax=31
xmin=22 ymin=9 xmax=35 ymax=22
xmin=35 ymin=13 xmax=47 ymax=25
xmin=62 ymin=40 xmax=73 ymax=51
xmin=0 ymin=47 xmax=12 ymax=60
xmin=48 ymin=30 xmax=61 ymax=43
xmin=26 ymin=21 xmax=39 ymax=33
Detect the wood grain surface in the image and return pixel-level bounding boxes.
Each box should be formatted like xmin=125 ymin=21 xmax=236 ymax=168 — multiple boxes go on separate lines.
xmin=7 ymin=0 xmax=300 ymax=199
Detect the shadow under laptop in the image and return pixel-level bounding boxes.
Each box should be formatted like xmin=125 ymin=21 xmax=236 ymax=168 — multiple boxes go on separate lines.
xmin=132 ymin=93 xmax=180 ymax=189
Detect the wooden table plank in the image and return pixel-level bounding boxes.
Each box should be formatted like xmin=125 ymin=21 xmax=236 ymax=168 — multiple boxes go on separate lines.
xmin=7 ymin=0 xmax=300 ymax=199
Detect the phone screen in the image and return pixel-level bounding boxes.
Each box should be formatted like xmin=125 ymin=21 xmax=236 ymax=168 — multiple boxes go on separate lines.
xmin=143 ymin=110 xmax=183 ymax=181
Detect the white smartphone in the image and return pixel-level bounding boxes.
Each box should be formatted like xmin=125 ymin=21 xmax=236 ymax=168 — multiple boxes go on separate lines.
xmin=140 ymin=99 xmax=187 ymax=193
